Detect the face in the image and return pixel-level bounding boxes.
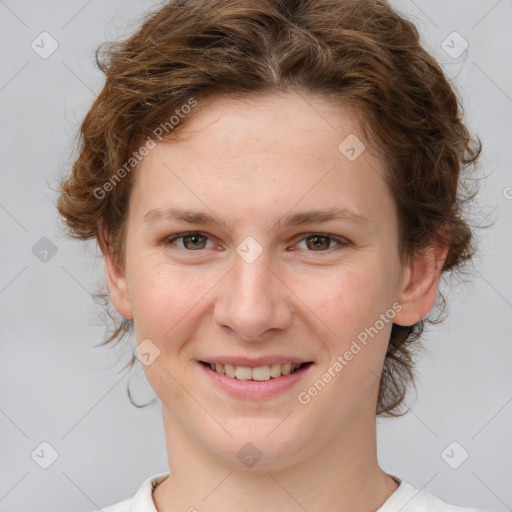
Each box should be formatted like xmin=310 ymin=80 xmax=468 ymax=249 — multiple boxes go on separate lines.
xmin=105 ymin=92 xmax=443 ymax=470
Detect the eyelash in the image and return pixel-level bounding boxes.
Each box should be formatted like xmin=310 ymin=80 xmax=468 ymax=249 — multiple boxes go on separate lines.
xmin=163 ymin=231 xmax=349 ymax=254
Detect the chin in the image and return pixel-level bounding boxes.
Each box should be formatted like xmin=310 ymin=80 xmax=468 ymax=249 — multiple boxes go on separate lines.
xmin=201 ymin=419 xmax=312 ymax=472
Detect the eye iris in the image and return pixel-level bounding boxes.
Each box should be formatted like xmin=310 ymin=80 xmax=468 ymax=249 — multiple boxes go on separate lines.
xmin=307 ymin=235 xmax=330 ymax=251
xmin=177 ymin=234 xmax=337 ymax=251
xmin=184 ymin=234 xmax=207 ymax=250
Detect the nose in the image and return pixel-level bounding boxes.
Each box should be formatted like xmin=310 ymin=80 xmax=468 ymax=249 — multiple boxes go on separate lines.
xmin=213 ymin=249 xmax=293 ymax=342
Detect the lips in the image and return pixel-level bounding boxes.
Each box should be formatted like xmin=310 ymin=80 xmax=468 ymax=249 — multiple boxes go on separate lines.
xmin=200 ymin=361 xmax=313 ymax=381
xmin=197 ymin=357 xmax=315 ymax=399
xmin=197 ymin=355 xmax=312 ymax=367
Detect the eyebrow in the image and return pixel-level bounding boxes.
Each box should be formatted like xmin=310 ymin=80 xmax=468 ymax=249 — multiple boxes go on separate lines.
xmin=143 ymin=207 xmax=369 ymax=230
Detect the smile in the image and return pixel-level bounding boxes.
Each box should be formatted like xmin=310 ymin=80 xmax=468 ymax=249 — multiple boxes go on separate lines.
xmin=200 ymin=361 xmax=312 ymax=381
xmin=197 ymin=359 xmax=315 ymax=400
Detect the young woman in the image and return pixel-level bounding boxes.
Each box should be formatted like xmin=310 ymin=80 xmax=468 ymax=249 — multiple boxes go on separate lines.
xmin=57 ymin=0 xmax=489 ymax=510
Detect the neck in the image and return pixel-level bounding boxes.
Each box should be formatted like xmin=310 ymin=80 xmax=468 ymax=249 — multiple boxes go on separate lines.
xmin=152 ymin=406 xmax=399 ymax=512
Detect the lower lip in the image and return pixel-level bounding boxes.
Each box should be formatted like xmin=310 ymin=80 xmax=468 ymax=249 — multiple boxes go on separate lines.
xmin=198 ymin=362 xmax=314 ymax=400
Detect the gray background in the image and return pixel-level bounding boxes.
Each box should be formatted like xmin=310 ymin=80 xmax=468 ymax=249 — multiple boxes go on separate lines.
xmin=0 ymin=0 xmax=511 ymax=511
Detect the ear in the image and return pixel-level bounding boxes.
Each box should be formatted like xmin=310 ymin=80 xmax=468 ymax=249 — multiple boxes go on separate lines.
xmin=393 ymin=238 xmax=448 ymax=327
xmin=100 ymin=230 xmax=134 ymax=320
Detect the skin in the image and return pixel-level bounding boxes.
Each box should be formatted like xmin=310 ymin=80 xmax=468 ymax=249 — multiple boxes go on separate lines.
xmin=104 ymin=92 xmax=447 ymax=512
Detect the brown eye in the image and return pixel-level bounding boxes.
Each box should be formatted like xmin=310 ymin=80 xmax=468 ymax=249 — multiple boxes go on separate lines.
xmin=166 ymin=232 xmax=212 ymax=250
xmin=296 ymin=233 xmax=347 ymax=252
xmin=306 ymin=235 xmax=331 ymax=251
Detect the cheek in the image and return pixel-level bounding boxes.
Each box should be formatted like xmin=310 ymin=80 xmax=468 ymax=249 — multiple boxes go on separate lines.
xmin=305 ymin=265 xmax=390 ymax=338
xmin=129 ymin=263 xmax=208 ymax=338
xmin=128 ymin=263 xmax=205 ymax=400
xmin=305 ymin=263 xmax=396 ymax=389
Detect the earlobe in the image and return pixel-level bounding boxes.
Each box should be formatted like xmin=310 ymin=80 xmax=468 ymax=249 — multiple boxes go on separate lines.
xmin=393 ymin=243 xmax=448 ymax=327
xmin=103 ymin=247 xmax=134 ymax=321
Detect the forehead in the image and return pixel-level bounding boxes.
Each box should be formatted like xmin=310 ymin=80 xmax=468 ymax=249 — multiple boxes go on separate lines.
xmin=129 ymin=92 xmax=391 ymax=229
xmin=167 ymin=92 xmax=367 ymax=158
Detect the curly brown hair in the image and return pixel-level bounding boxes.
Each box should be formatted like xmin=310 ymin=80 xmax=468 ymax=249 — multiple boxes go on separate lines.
xmin=56 ymin=0 xmax=481 ymax=416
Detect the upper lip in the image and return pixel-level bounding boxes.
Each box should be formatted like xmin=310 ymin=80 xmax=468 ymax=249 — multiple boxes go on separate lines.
xmin=198 ymin=356 xmax=313 ymax=368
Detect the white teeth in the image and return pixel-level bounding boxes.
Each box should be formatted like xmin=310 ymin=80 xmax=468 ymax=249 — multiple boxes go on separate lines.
xmin=269 ymin=363 xmax=282 ymax=378
xmin=224 ymin=364 xmax=236 ymax=378
xmin=206 ymin=361 xmax=305 ymax=380
xmin=235 ymin=366 xmax=253 ymax=380
xmin=252 ymin=365 xmax=270 ymax=381
xmin=281 ymin=362 xmax=292 ymax=375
